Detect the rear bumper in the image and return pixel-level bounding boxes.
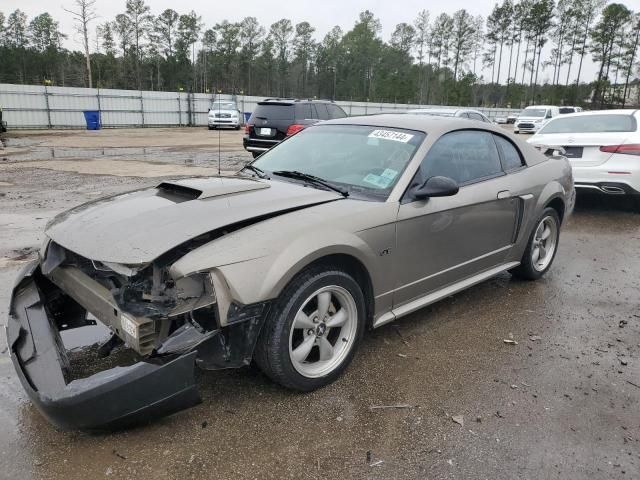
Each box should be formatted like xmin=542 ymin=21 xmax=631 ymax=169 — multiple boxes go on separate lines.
xmin=6 ymin=263 xmax=201 ymax=430
xmin=243 ymin=136 xmax=280 ymax=153
xmin=572 ymin=162 xmax=640 ymax=195
xmin=574 ymin=182 xmax=640 ymax=195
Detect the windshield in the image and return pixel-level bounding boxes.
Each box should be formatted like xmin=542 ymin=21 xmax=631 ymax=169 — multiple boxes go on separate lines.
xmin=211 ymin=102 xmax=236 ymax=111
xmin=539 ymin=114 xmax=637 ymax=134
xmin=252 ymin=125 xmax=425 ymax=199
xmin=521 ymin=108 xmax=547 ymax=118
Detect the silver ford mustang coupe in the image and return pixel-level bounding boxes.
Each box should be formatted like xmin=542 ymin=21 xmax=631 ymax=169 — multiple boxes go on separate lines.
xmin=7 ymin=115 xmax=575 ymax=430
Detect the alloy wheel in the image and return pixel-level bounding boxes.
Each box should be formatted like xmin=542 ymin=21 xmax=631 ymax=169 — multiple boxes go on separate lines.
xmin=288 ymin=285 xmax=358 ymax=378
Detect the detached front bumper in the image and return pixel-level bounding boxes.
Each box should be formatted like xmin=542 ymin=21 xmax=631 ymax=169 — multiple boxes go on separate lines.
xmin=8 ymin=260 xmax=270 ymax=430
xmin=6 ymin=263 xmax=201 ymax=430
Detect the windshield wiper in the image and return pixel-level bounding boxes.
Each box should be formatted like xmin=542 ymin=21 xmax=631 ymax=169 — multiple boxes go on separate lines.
xmin=240 ymin=164 xmax=269 ymax=179
xmin=272 ymin=170 xmax=349 ymax=197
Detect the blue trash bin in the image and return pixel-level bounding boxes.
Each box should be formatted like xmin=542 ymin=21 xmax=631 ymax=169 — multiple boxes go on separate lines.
xmin=83 ymin=111 xmax=101 ymax=130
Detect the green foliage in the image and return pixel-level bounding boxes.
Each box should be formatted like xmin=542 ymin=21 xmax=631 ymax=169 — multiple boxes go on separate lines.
xmin=0 ymin=2 xmax=638 ymax=109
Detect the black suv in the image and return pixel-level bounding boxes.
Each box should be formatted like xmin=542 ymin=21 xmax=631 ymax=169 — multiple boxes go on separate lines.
xmin=243 ymin=99 xmax=347 ymax=157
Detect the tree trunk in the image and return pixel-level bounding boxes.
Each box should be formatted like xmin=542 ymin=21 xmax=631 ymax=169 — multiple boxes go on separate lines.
xmin=622 ymin=26 xmax=640 ymax=107
xmin=565 ymin=29 xmax=578 ymax=86
xmin=496 ymin=40 xmax=504 ymax=84
xmin=83 ymin=23 xmax=92 ymax=88
xmin=513 ymin=32 xmax=522 ymax=86
xmin=521 ymin=37 xmax=530 ymax=85
xmin=575 ymin=14 xmax=593 ymax=92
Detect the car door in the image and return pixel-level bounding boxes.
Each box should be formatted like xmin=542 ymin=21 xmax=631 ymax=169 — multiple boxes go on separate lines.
xmin=393 ymin=130 xmax=521 ymax=307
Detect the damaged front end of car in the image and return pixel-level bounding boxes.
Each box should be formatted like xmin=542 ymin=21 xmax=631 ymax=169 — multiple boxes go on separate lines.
xmin=6 ymin=240 xmax=269 ymax=431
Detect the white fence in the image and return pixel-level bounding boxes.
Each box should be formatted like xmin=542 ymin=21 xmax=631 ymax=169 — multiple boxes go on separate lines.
xmin=0 ymin=83 xmax=520 ymax=129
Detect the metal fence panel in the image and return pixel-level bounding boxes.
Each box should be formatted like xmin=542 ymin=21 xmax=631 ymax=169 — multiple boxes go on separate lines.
xmin=0 ymin=83 xmax=521 ymax=129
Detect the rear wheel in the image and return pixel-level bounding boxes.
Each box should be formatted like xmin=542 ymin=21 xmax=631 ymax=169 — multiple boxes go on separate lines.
xmin=511 ymin=208 xmax=560 ymax=280
xmin=254 ymin=266 xmax=365 ymax=391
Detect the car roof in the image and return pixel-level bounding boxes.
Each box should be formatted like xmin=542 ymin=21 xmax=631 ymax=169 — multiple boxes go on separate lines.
xmin=409 ymin=108 xmax=488 ymax=117
xmin=258 ymin=98 xmax=335 ymax=105
xmin=550 ymin=108 xmax=637 ymax=117
xmin=409 ymin=108 xmax=460 ymax=114
xmin=320 ymin=113 xmax=504 ymax=135
xmin=522 ymin=105 xmax=557 ymax=109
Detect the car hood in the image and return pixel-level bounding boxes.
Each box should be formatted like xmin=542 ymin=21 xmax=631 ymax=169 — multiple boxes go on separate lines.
xmin=46 ymin=176 xmax=342 ymax=265
xmin=517 ymin=116 xmax=546 ymax=122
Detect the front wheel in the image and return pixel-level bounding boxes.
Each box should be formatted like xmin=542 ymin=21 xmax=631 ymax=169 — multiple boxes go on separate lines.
xmin=511 ymin=208 xmax=560 ymax=280
xmin=254 ymin=266 xmax=365 ymax=391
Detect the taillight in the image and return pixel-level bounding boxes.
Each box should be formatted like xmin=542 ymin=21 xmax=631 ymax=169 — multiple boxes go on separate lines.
xmin=599 ymin=144 xmax=640 ymax=156
xmin=286 ymin=124 xmax=305 ymax=136
xmin=245 ymin=124 xmax=253 ymax=135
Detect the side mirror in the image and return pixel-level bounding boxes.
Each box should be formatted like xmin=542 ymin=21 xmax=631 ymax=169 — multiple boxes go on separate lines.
xmin=413 ymin=176 xmax=459 ymax=199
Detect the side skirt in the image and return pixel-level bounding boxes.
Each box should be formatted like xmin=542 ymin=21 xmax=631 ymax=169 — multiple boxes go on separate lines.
xmin=373 ymin=262 xmax=520 ymax=328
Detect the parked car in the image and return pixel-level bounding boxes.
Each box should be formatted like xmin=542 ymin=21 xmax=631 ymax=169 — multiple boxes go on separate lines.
xmin=514 ymin=105 xmax=560 ymax=134
xmin=528 ymin=109 xmax=640 ymax=199
xmin=408 ymin=108 xmax=492 ymax=123
xmin=243 ymin=98 xmax=347 ymax=158
xmin=8 ymin=114 xmax=574 ymax=430
xmin=208 ymin=101 xmax=243 ymax=130
xmin=559 ymin=106 xmax=583 ymax=114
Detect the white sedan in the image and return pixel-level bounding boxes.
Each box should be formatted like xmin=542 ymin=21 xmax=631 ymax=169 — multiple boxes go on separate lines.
xmin=528 ymin=109 xmax=640 ymax=198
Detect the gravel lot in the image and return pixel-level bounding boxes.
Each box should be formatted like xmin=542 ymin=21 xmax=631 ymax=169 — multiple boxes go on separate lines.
xmin=0 ymin=128 xmax=638 ymax=480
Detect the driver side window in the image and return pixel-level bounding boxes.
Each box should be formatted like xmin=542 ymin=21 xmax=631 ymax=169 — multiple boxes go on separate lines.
xmin=420 ymin=130 xmax=503 ymax=185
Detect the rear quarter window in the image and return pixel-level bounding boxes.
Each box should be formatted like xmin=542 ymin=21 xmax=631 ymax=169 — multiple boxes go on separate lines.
xmin=314 ymin=104 xmax=330 ymax=120
xmin=328 ymin=104 xmax=347 ymax=119
xmin=295 ymin=104 xmax=313 ymax=119
xmin=540 ymin=114 xmax=637 ymax=134
xmin=494 ymin=135 xmax=525 ymax=171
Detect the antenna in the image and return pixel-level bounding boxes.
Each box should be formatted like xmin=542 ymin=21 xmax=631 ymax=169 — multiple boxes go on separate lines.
xmin=217 ymin=89 xmax=221 ymax=176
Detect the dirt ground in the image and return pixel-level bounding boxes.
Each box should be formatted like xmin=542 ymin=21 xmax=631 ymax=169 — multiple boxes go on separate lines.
xmin=0 ymin=128 xmax=638 ymax=480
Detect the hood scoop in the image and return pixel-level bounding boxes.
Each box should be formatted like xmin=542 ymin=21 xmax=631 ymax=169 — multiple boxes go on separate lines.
xmin=156 ymin=176 xmax=269 ymax=201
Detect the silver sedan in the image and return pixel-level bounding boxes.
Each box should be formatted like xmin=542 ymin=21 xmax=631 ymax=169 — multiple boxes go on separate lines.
xmin=7 ymin=115 xmax=575 ymax=430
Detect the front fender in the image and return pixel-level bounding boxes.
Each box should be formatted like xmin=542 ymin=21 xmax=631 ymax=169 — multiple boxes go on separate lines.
xmin=217 ymin=231 xmax=381 ymax=306
xmin=169 ymin=200 xmax=398 ymax=319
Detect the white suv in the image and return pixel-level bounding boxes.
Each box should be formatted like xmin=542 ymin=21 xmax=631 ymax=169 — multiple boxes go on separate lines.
xmin=208 ymin=101 xmax=243 ymax=130
xmin=514 ymin=105 xmax=560 ymax=134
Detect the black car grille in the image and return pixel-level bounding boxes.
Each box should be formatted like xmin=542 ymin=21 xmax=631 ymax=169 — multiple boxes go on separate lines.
xmin=215 ymin=113 xmax=231 ymax=118
xmin=519 ymin=123 xmax=535 ymax=129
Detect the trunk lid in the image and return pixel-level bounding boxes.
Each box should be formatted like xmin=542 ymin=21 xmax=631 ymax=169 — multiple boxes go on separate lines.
xmin=530 ymin=132 xmax=631 ymax=167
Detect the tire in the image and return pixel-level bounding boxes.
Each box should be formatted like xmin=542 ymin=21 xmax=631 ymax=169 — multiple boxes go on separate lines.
xmin=511 ymin=207 xmax=561 ymax=280
xmin=235 ymin=125 xmax=241 ymax=130
xmin=513 ymin=130 xmax=519 ymax=134
xmin=208 ymin=126 xmax=215 ymax=130
xmin=254 ymin=266 xmax=366 ymax=391
xmin=251 ymin=151 xmax=261 ymax=159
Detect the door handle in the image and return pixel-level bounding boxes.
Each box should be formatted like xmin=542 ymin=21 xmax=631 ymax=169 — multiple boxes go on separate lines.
xmin=497 ymin=190 xmax=511 ymax=199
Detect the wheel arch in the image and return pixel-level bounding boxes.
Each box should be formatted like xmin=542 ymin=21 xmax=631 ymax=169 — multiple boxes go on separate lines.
xmin=544 ymin=196 xmax=566 ymax=223
xmin=288 ymin=253 xmax=376 ymax=329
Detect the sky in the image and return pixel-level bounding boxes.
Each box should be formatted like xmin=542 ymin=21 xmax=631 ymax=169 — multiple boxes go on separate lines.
xmin=8 ymin=0 xmax=640 ymax=84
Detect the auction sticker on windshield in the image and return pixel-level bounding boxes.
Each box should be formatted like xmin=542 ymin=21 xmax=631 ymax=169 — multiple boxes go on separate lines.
xmin=368 ymin=130 xmax=414 ymax=143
